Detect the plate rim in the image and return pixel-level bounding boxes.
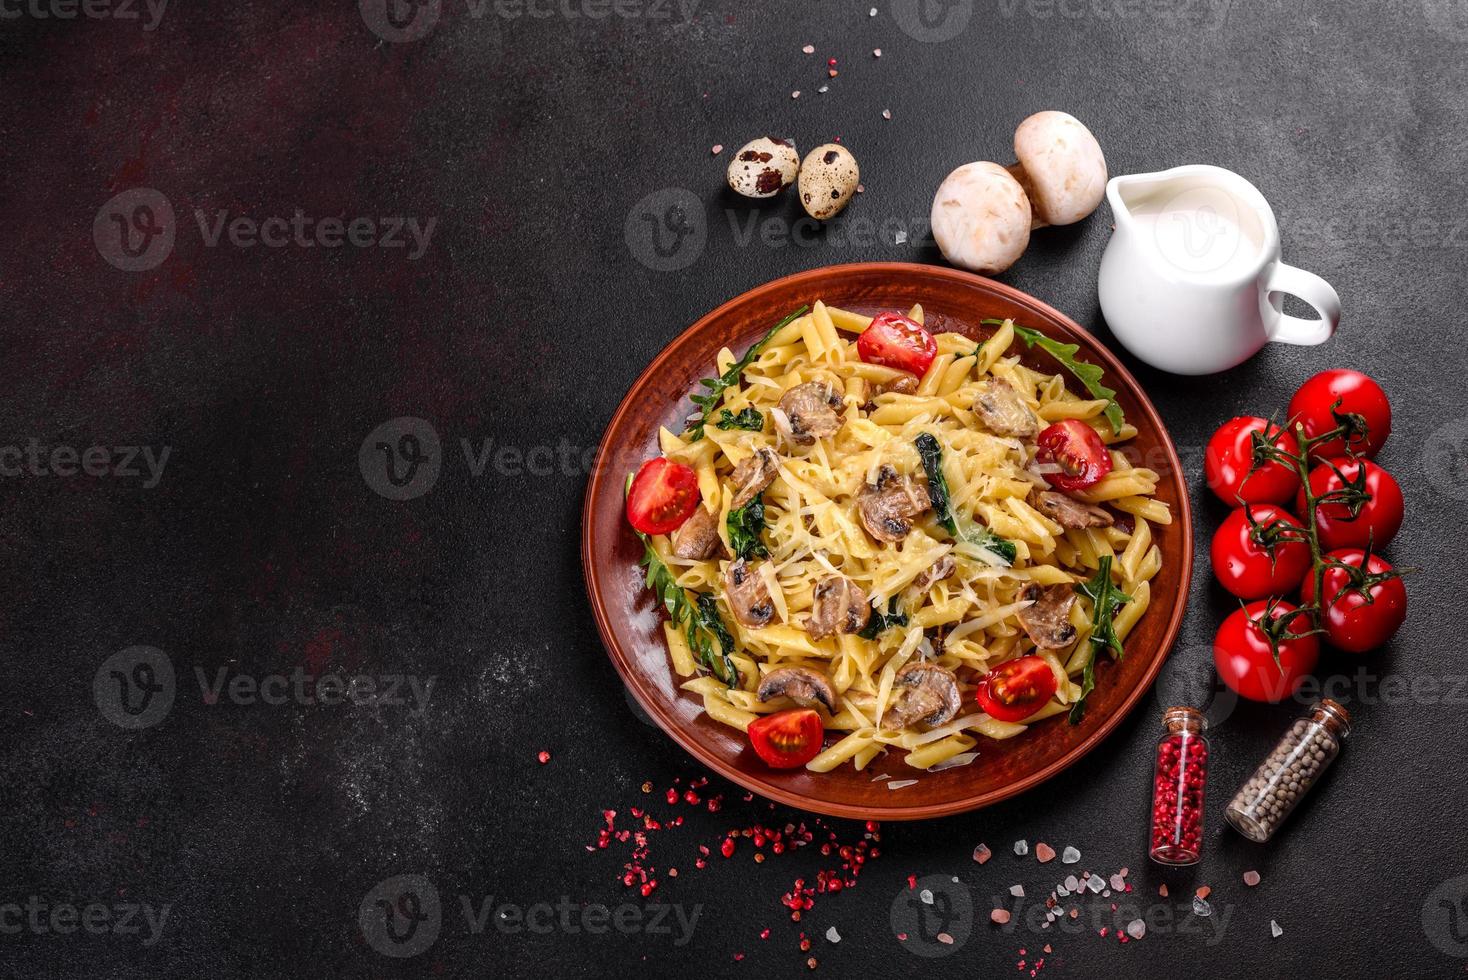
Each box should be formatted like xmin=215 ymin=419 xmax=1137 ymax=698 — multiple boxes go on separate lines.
xmin=582 ymin=261 xmax=1194 ymax=820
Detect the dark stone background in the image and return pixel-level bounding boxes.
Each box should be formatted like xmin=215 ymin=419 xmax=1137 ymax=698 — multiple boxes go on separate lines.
xmin=2 ymin=0 xmax=1466 ymax=976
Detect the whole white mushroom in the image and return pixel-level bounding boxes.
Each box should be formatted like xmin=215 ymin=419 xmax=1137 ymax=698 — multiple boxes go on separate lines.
xmin=1008 ymin=110 xmax=1107 ymax=227
xmin=930 ymin=161 xmax=1032 ymax=275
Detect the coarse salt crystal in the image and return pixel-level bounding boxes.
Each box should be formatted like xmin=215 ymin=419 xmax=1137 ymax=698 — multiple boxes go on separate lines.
xmin=1014 ymin=840 xmax=1029 ymax=856
xmin=1088 ymin=876 xmax=1104 ymax=894
xmin=1192 ymin=897 xmax=1212 ymax=918
xmin=1035 ymin=843 xmax=1056 ymax=863
xmin=937 ymin=932 xmax=954 ymax=944
xmin=1127 ymin=920 xmax=1146 ymax=940
xmin=1271 ymin=920 xmax=1283 ymax=938
xmin=1196 ymin=886 xmax=1211 ymax=900
xmin=711 ymin=144 xmax=723 ymax=155
xmin=1056 ymin=886 xmax=1069 ymax=897
xmin=869 ymin=6 xmax=877 ymax=14
xmin=1063 ymin=876 xmax=1078 ymax=892
xmin=826 ymin=926 xmax=841 ymax=943
xmin=920 ymin=889 xmax=934 ymax=905
xmin=881 ymin=109 xmax=892 ymax=120
xmin=874 ymin=48 xmax=882 ymax=57
xmin=973 ymin=843 xmax=992 ymax=864
xmin=1243 ymin=870 xmax=1261 ymax=887
xmin=1010 ymin=885 xmax=1024 ymax=898
xmin=894 ymin=229 xmax=907 ymax=245
xmin=818 ymin=85 xmax=829 ymax=94
xmin=791 ymin=90 xmax=801 ymax=99
xmin=1158 ymin=884 xmax=1168 ymax=897
xmin=1110 ymin=874 xmax=1125 ymax=891
xmin=1061 ymin=846 xmax=1081 ymax=864
xmin=802 ymin=43 xmax=815 ymax=54
xmin=991 ymin=909 xmax=1011 ymax=924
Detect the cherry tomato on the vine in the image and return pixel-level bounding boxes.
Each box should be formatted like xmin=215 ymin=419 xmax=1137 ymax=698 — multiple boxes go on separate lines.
xmin=1298 ymin=457 xmax=1404 ymax=551
xmin=1300 ymin=548 xmax=1407 ymax=653
xmin=1288 ymin=369 xmax=1391 ymax=460
xmin=1035 ymin=420 xmax=1113 ymax=492
xmin=975 ymin=655 xmax=1060 ymax=723
xmin=747 ymin=708 xmax=825 ymax=769
xmin=1213 ymin=600 xmax=1320 ymax=704
xmin=1204 ymin=416 xmax=1300 ymax=505
xmin=856 ymin=312 xmax=938 ymax=377
xmin=625 ymin=457 xmax=702 ymax=535
xmin=1210 ymin=504 xmax=1312 ymax=600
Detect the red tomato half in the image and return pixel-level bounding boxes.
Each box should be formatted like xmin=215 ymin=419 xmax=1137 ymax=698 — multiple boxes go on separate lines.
xmin=1204 ymin=416 xmax=1300 ymax=505
xmin=1213 ymin=600 xmax=1320 ymax=703
xmin=1288 ymin=369 xmax=1391 ymax=459
xmin=1300 ymin=548 xmax=1408 ymax=653
xmin=976 ymin=656 xmax=1059 ymax=723
xmin=856 ymin=312 xmax=938 ymax=377
xmin=747 ymin=709 xmax=825 ymax=769
xmin=1035 ymin=420 xmax=1113 ymax=492
xmin=1210 ymin=504 xmax=1312 ymax=600
xmin=1298 ymin=457 xmax=1404 ymax=550
xmin=626 ymin=457 xmax=701 ymax=535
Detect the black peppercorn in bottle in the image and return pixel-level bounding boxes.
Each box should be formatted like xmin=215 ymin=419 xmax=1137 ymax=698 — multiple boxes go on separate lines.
xmin=1224 ymin=699 xmax=1351 ymax=843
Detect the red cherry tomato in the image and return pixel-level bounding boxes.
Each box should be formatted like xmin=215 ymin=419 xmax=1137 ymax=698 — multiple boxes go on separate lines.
xmin=1297 ymin=457 xmax=1404 ymax=551
xmin=976 ymin=655 xmax=1060 ymax=723
xmin=856 ymin=312 xmax=938 ymax=377
xmin=625 ymin=457 xmax=701 ymax=535
xmin=1213 ymin=600 xmax=1320 ymax=704
xmin=1204 ymin=416 xmax=1300 ymax=505
xmin=1210 ymin=504 xmax=1312 ymax=600
xmin=1288 ymin=369 xmax=1391 ymax=459
xmin=747 ymin=708 xmax=825 ymax=769
xmin=1035 ymin=420 xmax=1113 ymax=492
xmin=1300 ymin=548 xmax=1408 ymax=653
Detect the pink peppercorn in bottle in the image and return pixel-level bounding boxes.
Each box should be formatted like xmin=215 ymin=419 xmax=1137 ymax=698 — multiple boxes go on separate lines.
xmin=1149 ymin=706 xmax=1209 ymax=866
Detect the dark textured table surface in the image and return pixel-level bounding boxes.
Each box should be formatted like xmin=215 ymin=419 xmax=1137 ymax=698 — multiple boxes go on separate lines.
xmin=3 ymin=1 xmax=1467 ymax=976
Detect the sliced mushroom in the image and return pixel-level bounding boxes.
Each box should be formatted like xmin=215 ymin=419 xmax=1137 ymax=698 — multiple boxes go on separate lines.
xmin=913 ymin=555 xmax=957 ymax=591
xmin=722 ymin=558 xmax=774 ymax=629
xmin=973 ymin=378 xmax=1040 ymax=438
xmin=803 ymin=576 xmax=872 ymax=640
xmin=1032 ymin=490 xmax=1113 ymax=530
xmin=857 ymin=465 xmax=931 ymax=543
xmin=730 ymin=448 xmax=780 ymax=510
xmin=778 ymin=381 xmax=844 ymax=445
xmin=672 ymin=505 xmax=723 ymax=560
xmin=861 ymin=374 xmax=919 ymax=412
xmin=880 ymin=662 xmax=962 ymax=729
xmin=756 ymin=665 xmax=837 ymax=713
xmin=1015 ymin=583 xmax=1078 ymax=649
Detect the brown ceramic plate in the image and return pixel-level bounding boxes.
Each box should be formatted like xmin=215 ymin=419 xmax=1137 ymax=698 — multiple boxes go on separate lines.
xmin=583 ymin=263 xmax=1192 ymax=820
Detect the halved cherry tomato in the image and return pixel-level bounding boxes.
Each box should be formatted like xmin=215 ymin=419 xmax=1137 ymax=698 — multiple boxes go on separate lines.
xmin=626 ymin=457 xmax=701 ymax=535
xmin=747 ymin=708 xmax=825 ymax=769
xmin=975 ymin=655 xmax=1059 ymax=723
xmin=1204 ymin=416 xmax=1300 ymax=505
xmin=1210 ymin=503 xmax=1312 ymax=600
xmin=1213 ymin=600 xmax=1319 ymax=704
xmin=856 ymin=312 xmax=938 ymax=377
xmin=1300 ymin=548 xmax=1407 ymax=653
xmin=1288 ymin=369 xmax=1391 ymax=459
xmin=1297 ymin=457 xmax=1404 ymax=550
xmin=1035 ymin=420 xmax=1112 ymax=492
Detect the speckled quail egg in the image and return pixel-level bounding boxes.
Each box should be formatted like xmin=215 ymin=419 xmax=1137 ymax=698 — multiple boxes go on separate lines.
xmin=797 ymin=144 xmax=859 ymax=220
xmin=726 ymin=137 xmax=800 ymax=199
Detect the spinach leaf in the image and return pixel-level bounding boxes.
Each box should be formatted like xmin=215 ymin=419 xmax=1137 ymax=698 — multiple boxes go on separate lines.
xmin=858 ymin=597 xmax=908 ymax=640
xmin=715 ymin=407 xmax=765 ymax=431
xmin=687 ymin=306 xmax=809 ymax=441
xmin=915 ymin=431 xmax=1017 ymax=566
xmin=726 ymin=493 xmax=768 ymax=560
xmin=1067 ymin=555 xmax=1132 ymax=723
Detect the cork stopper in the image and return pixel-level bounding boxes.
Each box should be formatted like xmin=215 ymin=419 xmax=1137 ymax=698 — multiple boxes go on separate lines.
xmin=1311 ymin=698 xmax=1352 ymax=739
xmin=1161 ymin=705 xmax=1206 ymax=735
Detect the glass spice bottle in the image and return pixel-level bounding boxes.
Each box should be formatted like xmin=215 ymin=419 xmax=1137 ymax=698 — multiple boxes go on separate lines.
xmin=1149 ymin=706 xmax=1209 ymax=866
xmin=1224 ymin=699 xmax=1351 ymax=843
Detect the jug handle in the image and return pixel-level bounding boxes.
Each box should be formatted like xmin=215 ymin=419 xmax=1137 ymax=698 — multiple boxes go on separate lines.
xmin=1265 ymin=262 xmax=1341 ymax=347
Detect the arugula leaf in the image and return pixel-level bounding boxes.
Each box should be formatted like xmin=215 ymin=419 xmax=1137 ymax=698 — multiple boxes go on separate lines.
xmin=686 ymin=306 xmax=809 ymax=441
xmin=915 ymin=431 xmax=1017 ymax=566
xmin=715 ymin=407 xmax=765 ymax=431
xmin=628 ymin=475 xmax=738 ymax=686
xmin=914 ymin=433 xmax=957 ymax=535
xmin=857 ymin=597 xmax=908 ymax=640
xmin=726 ymin=493 xmax=768 ymax=560
xmin=1067 ymin=555 xmax=1131 ymax=723
xmin=982 ymin=319 xmax=1126 ymax=435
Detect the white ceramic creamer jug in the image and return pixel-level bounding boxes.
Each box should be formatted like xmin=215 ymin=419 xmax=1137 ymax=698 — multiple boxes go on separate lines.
xmin=1097 ymin=165 xmax=1341 ymax=375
